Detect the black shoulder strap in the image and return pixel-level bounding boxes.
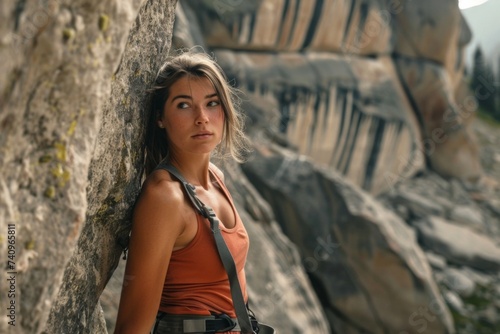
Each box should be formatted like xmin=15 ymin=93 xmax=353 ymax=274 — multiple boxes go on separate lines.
xmin=161 ymin=164 xmax=208 ymax=217
xmin=159 ymin=162 xmax=254 ymax=334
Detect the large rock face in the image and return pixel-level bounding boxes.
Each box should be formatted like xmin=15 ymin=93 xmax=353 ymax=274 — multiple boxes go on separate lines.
xmin=242 ymin=146 xmax=454 ymax=333
xmin=391 ymin=0 xmax=481 ymax=182
xmin=178 ymin=0 xmax=481 ymax=194
xmin=45 ymin=1 xmax=178 ymax=332
xmin=213 ymin=51 xmax=423 ymax=194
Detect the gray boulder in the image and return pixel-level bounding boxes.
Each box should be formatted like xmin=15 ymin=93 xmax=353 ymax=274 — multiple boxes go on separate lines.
xmin=443 ymin=268 xmax=476 ymax=297
xmin=242 ymin=146 xmax=454 ymax=333
xmin=449 ymin=205 xmax=484 ymax=231
xmin=416 ymin=216 xmax=500 ymax=272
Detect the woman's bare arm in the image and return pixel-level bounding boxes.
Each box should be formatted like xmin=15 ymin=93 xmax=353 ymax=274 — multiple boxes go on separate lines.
xmin=114 ymin=176 xmax=185 ymax=334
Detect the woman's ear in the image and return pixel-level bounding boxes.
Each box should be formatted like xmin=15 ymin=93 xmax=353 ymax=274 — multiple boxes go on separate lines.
xmin=157 ymin=120 xmax=164 ymax=128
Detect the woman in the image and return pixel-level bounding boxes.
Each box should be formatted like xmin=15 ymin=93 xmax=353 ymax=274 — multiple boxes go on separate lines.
xmin=114 ymin=52 xmax=253 ymax=333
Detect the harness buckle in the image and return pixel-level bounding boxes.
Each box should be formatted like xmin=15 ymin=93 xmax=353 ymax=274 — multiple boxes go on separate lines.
xmin=201 ymin=206 xmax=217 ymax=219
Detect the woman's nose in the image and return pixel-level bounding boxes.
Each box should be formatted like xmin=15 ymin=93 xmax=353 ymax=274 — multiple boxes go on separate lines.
xmin=195 ymin=106 xmax=209 ymax=124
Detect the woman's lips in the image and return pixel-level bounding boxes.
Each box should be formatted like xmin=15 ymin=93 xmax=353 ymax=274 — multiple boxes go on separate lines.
xmin=192 ymin=132 xmax=213 ymax=139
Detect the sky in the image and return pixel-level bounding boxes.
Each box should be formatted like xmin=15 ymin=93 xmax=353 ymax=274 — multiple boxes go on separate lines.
xmin=459 ymin=0 xmax=490 ymax=10
xmin=460 ymin=0 xmax=500 ymax=71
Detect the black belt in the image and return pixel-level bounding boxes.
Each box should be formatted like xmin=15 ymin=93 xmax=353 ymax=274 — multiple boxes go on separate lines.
xmin=152 ymin=313 xmax=260 ymax=333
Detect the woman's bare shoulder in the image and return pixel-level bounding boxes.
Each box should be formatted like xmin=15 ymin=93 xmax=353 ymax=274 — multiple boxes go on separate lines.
xmin=134 ymin=169 xmax=185 ymax=224
xmin=141 ymin=169 xmax=182 ymax=199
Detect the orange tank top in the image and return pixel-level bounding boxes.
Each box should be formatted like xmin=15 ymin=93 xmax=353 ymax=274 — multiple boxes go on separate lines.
xmin=158 ymin=168 xmax=249 ymax=319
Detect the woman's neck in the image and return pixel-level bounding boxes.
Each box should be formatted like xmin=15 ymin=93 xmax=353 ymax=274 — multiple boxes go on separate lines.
xmin=168 ymin=153 xmax=212 ymax=189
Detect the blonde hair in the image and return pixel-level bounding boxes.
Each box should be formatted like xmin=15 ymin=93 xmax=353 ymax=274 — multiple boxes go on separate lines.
xmin=145 ymin=52 xmax=249 ymax=175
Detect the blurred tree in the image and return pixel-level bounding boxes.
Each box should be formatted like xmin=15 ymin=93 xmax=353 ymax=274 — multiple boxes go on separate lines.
xmin=497 ymin=56 xmax=500 ymax=119
xmin=484 ymin=62 xmax=498 ymax=117
xmin=471 ymin=46 xmax=497 ymax=119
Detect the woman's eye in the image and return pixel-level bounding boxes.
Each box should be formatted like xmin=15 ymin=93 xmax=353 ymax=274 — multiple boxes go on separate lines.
xmin=207 ymin=100 xmax=220 ymax=107
xmin=177 ymin=102 xmax=189 ymax=109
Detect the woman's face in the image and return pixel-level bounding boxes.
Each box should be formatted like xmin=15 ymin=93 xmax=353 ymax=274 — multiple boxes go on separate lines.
xmin=159 ymin=75 xmax=225 ymax=157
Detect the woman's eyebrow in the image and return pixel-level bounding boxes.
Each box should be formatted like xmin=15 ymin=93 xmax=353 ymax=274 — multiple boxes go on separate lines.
xmin=171 ymin=92 xmax=218 ymax=103
xmin=171 ymin=94 xmax=192 ymax=102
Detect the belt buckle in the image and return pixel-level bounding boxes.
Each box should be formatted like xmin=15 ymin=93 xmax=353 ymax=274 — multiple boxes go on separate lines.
xmin=211 ymin=313 xmax=237 ymax=333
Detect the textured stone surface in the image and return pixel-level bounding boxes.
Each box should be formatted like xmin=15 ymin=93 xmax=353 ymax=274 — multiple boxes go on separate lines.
xmin=391 ymin=1 xmax=480 ymax=182
xmin=392 ymin=190 xmax=446 ymax=218
xmin=177 ymin=0 xmax=481 ymax=192
xmin=213 ymin=50 xmax=424 ymax=195
xmin=242 ymin=146 xmax=454 ymax=333
xmin=395 ymin=57 xmax=482 ymax=181
xmin=392 ymin=0 xmax=471 ymax=83
xmin=45 ymin=1 xmax=178 ymax=332
xmin=183 ymin=0 xmax=392 ymax=54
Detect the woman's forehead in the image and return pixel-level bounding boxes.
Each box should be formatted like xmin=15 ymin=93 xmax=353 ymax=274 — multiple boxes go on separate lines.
xmin=169 ymin=75 xmax=217 ymax=97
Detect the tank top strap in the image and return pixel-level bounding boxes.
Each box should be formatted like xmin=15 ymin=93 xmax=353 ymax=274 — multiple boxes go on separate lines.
xmin=208 ymin=165 xmax=235 ymax=206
